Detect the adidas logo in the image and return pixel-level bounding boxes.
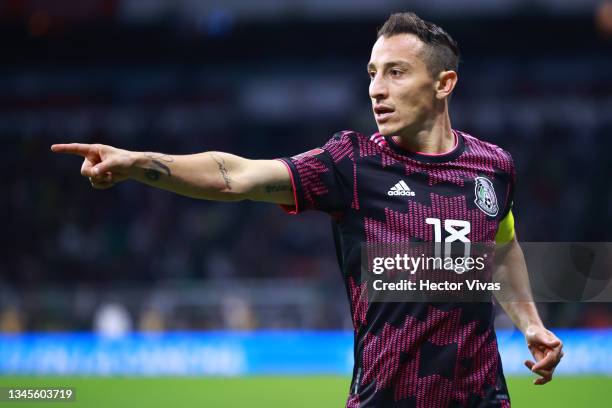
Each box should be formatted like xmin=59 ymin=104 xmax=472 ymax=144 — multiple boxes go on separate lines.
xmin=387 ymin=180 xmax=415 ymax=197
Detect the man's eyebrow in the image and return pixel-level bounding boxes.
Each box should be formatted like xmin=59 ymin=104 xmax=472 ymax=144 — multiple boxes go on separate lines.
xmin=367 ymin=60 xmax=412 ymax=71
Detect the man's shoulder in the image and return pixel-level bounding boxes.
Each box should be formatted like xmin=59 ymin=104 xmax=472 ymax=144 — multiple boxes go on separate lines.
xmin=459 ymin=130 xmax=514 ymax=168
xmin=321 ymin=129 xmax=371 ymax=157
xmin=328 ymin=129 xmax=367 ymax=144
xmin=327 ymin=130 xmax=391 ymax=154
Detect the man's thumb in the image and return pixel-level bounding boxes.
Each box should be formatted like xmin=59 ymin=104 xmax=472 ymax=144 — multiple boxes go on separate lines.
xmin=92 ymin=161 xmax=111 ymax=176
xmin=543 ymin=336 xmax=561 ymax=347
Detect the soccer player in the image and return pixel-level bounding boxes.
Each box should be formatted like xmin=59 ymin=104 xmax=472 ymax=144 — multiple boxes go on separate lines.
xmin=51 ymin=12 xmax=563 ymax=408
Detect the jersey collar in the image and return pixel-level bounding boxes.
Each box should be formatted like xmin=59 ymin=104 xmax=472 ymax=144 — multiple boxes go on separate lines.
xmin=383 ymin=129 xmax=465 ymax=164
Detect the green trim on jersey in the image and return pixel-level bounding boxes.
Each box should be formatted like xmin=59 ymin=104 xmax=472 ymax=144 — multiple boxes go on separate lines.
xmin=495 ymin=209 xmax=515 ymax=244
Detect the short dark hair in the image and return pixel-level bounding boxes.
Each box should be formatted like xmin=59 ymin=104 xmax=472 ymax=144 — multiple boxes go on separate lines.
xmin=377 ymin=12 xmax=459 ymax=75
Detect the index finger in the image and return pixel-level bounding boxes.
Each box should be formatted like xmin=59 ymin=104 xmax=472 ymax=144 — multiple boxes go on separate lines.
xmin=531 ymin=349 xmax=560 ymax=372
xmin=51 ymin=143 xmax=94 ymax=157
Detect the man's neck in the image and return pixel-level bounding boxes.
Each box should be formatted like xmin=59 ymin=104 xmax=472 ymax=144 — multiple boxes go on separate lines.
xmin=392 ymin=116 xmax=455 ymax=155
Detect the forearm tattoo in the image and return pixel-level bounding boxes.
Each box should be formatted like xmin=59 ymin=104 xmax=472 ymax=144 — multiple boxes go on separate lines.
xmin=264 ymin=184 xmax=293 ymax=194
xmin=144 ymin=153 xmax=173 ymax=181
xmin=144 ymin=168 xmax=161 ymax=181
xmin=145 ymin=153 xmax=174 ymax=163
xmin=211 ymin=154 xmax=231 ymax=190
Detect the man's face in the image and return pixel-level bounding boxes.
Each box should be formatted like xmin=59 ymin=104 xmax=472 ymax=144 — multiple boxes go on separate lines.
xmin=368 ymin=34 xmax=438 ymax=136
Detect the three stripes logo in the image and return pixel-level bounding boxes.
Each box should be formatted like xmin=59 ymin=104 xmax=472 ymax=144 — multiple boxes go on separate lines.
xmin=387 ymin=180 xmax=415 ymax=197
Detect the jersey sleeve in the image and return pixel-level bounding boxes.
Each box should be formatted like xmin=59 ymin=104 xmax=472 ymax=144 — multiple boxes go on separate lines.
xmin=495 ymin=209 xmax=515 ymax=244
xmin=495 ymin=150 xmax=516 ymax=244
xmin=499 ymin=150 xmax=516 ymax=219
xmin=277 ymin=131 xmax=357 ymax=215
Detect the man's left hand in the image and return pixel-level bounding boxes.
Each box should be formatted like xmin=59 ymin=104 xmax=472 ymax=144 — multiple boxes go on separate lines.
xmin=523 ymin=324 xmax=564 ymax=385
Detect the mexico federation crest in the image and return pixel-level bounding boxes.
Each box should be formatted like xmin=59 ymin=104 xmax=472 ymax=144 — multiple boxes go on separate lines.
xmin=474 ymin=176 xmax=499 ymax=217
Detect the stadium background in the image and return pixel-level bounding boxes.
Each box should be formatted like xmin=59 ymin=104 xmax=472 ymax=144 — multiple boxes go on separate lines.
xmin=1 ymin=0 xmax=612 ymax=406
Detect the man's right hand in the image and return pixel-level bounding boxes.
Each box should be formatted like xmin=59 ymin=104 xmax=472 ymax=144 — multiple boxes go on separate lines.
xmin=51 ymin=143 xmax=136 ymax=189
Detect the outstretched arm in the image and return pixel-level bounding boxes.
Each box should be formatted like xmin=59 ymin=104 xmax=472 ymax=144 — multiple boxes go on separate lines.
xmin=50 ymin=143 xmax=294 ymax=204
xmin=494 ymin=235 xmax=564 ymax=385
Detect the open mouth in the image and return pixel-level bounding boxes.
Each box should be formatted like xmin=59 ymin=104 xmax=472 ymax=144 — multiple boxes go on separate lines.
xmin=374 ymin=106 xmax=395 ymax=122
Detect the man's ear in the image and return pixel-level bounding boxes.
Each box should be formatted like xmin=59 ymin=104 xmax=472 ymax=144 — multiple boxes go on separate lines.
xmin=435 ymin=70 xmax=458 ymax=99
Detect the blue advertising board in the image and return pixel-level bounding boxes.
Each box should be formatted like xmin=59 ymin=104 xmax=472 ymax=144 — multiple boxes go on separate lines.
xmin=1 ymin=329 xmax=610 ymax=376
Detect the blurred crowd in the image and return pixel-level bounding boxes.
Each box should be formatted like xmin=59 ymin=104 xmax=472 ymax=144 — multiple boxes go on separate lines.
xmin=2 ymin=1 xmax=612 ymax=331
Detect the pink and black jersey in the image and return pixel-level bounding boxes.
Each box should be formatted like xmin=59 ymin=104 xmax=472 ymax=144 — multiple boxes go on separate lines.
xmin=279 ymin=130 xmax=515 ymax=408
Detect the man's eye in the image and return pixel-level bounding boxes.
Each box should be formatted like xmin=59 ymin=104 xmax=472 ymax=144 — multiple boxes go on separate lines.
xmin=390 ymin=69 xmax=403 ymax=77
xmin=368 ymin=71 xmax=376 ymax=79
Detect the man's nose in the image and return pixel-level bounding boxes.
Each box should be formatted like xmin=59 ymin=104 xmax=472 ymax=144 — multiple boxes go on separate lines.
xmin=369 ymin=74 xmax=388 ymax=101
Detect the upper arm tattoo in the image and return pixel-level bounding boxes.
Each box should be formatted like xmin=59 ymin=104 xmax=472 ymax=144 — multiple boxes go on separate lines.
xmin=211 ymin=154 xmax=231 ymax=190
